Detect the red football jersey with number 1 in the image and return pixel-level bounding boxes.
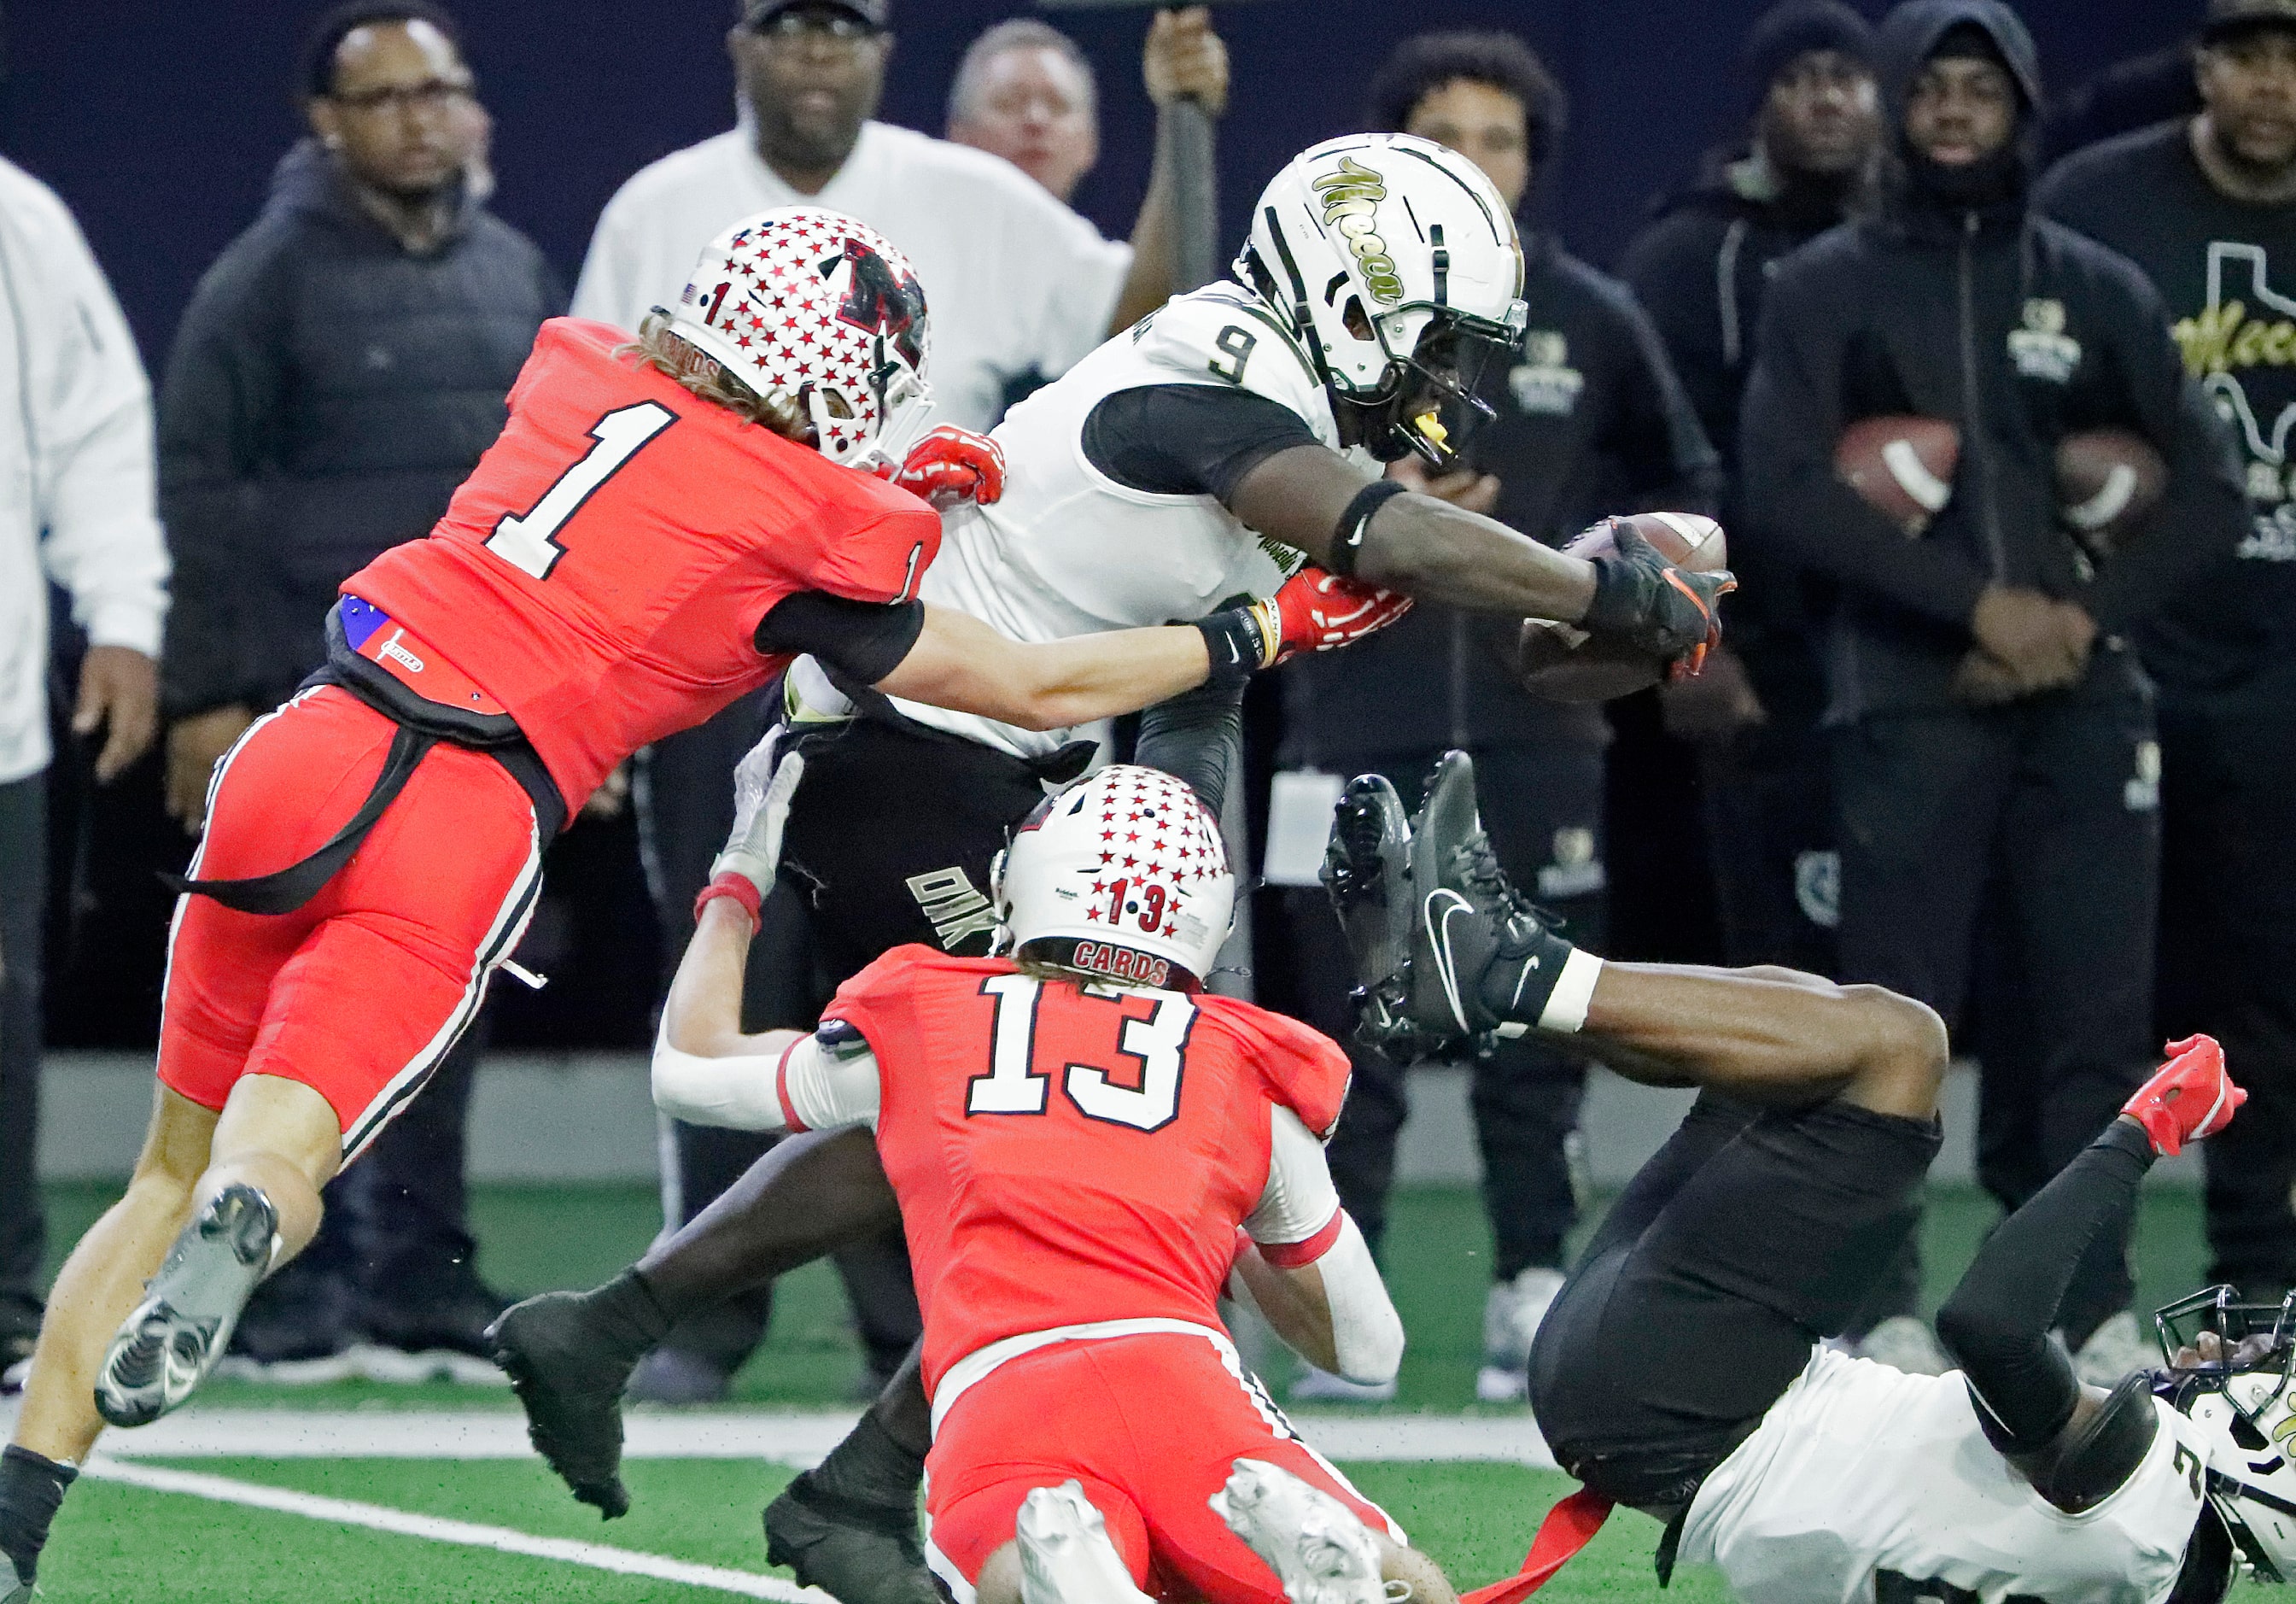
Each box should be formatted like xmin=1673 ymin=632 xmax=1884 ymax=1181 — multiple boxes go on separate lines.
xmin=821 ymin=946 xmax=1355 ymax=1397
xmin=348 ymin=318 xmax=941 ymax=810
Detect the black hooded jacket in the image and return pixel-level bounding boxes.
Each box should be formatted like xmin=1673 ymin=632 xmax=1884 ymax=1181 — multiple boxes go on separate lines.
xmin=1622 ymin=150 xmax=1865 ymax=732
xmin=159 ymin=140 xmax=564 ymax=717
xmin=1738 ymin=0 xmax=2246 ymax=722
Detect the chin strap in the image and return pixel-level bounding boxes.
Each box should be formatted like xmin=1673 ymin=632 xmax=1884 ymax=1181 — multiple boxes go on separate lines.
xmin=1459 ymin=1488 xmax=1614 ymax=1604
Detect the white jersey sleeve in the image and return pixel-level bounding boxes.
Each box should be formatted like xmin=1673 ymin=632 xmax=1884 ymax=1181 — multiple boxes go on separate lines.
xmin=651 ymin=1023 xmax=880 ymax=1134
xmin=1122 ymin=284 xmax=1341 ymax=436
xmin=1678 ymin=1347 xmax=2207 ymax=1604
xmin=1243 ymin=1105 xmax=1343 ymax=1261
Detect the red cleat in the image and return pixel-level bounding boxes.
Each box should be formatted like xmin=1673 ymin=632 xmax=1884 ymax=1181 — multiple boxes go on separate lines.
xmin=2121 ymin=1034 xmax=2245 ymax=1157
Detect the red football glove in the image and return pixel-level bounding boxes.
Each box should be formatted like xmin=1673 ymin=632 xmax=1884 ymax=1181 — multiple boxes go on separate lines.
xmin=2122 ymin=1033 xmax=2245 ymax=1156
xmin=888 ymin=424 xmax=1005 ymax=510
xmin=1252 ymin=566 xmax=1415 ymax=665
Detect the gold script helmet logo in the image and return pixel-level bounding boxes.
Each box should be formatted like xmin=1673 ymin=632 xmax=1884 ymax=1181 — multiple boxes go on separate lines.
xmin=1311 ymin=156 xmax=1405 ymax=305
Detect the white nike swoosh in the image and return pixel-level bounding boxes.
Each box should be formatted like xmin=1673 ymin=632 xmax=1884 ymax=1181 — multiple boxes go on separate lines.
xmin=1425 ymin=888 xmax=1472 ymax=1030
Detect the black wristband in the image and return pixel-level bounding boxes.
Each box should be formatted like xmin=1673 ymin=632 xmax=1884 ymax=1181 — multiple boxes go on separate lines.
xmin=1194 ymin=609 xmax=1265 ymax=692
xmin=1329 ymin=479 xmax=1410 ymax=577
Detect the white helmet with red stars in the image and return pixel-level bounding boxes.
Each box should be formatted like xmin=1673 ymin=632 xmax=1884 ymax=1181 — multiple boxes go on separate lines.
xmin=992 ymin=765 xmax=1236 ymax=992
xmin=661 ymin=206 xmax=933 ymax=471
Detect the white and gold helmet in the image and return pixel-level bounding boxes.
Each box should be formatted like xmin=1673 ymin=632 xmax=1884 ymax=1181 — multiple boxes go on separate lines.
xmin=1236 ymin=133 xmax=1528 ymax=468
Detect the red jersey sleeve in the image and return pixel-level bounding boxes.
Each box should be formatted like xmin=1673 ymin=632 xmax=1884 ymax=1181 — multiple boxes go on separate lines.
xmin=817 ymin=944 xmax=952 ymax=1055
xmin=773 ymin=492 xmax=942 ymax=607
xmin=1201 ymin=999 xmax=1354 ymax=1139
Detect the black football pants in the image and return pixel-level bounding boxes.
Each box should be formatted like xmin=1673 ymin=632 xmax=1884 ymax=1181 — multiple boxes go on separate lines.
xmin=2156 ymin=695 xmax=2296 ymax=1295
xmin=635 ymin=696 xmax=923 ymax=1382
xmin=1833 ymin=694 xmax=2159 ymax=1343
xmin=1288 ymin=738 xmax=1605 ymax=1282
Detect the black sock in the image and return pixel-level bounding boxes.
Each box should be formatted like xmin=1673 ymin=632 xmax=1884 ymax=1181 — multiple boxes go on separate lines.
xmin=1474 ymin=921 xmax=1586 ymax=1034
xmin=1 ymin=1445 xmax=79 ymax=1586
xmin=583 ymin=1269 xmax=672 ymax=1365
xmin=803 ymin=1413 xmax=924 ymax=1512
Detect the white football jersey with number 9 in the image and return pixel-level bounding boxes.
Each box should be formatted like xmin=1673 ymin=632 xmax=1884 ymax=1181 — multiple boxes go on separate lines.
xmin=1677 ymin=1347 xmax=2209 ymax=1604
xmin=810 ymin=282 xmax=1349 ymax=759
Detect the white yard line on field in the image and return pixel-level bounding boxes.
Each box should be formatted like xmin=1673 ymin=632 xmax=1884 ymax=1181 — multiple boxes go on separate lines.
xmin=80 ymin=1458 xmax=825 ymax=1602
xmin=5 ymin=1402 xmax=1559 ymax=1468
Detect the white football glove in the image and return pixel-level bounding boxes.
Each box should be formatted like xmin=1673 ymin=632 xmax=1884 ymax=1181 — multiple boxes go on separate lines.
xmin=709 ymin=732 xmax=805 ymax=900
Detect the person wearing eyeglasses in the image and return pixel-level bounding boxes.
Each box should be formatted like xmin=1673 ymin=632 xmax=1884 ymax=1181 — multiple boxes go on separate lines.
xmin=154 ymin=0 xmax=563 ymax=1388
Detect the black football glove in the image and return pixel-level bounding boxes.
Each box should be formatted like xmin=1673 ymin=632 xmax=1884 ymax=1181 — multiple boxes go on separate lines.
xmin=1579 ymin=519 xmax=1735 ymax=673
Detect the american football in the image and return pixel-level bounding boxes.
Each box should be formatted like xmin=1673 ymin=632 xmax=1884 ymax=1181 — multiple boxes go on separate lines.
xmin=1515 ymin=512 xmax=1729 ymax=702
xmin=1836 ymin=414 xmax=1960 ymax=533
xmin=2057 ymin=427 xmax=2167 ymax=553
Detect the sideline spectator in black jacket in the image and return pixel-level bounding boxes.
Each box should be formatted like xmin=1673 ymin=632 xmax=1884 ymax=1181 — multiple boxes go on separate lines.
xmin=2038 ymin=0 xmax=2296 ymax=1306
xmin=155 ymin=1 xmax=561 ymax=1380
xmin=1280 ymin=29 xmax=1718 ymax=1406
xmin=1741 ymin=0 xmax=2246 ymax=1378
xmin=1621 ymin=0 xmax=1881 ymax=976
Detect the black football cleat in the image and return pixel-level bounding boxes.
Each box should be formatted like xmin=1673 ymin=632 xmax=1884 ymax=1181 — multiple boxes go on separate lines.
xmin=488 ymin=1293 xmax=637 ymax=1519
xmin=96 ymin=1183 xmax=277 ymax=1427
xmin=763 ymin=1473 xmax=949 ymax=1604
xmin=1320 ymin=774 xmax=1418 ymax=1055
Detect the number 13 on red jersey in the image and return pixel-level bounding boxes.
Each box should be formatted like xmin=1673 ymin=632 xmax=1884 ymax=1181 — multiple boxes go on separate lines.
xmin=966 ymin=974 xmax=1195 ymax=1133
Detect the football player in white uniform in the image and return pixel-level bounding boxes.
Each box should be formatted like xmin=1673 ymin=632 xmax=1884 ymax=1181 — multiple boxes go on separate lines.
xmin=1333 ymin=751 xmax=2252 ymax=1604
xmin=488 ymin=132 xmax=1733 ymax=1604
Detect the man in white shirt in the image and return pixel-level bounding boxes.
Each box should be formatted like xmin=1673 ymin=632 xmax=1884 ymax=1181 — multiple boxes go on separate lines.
xmin=580 ymin=0 xmax=1230 ymax=1405
xmin=0 ymin=158 xmax=168 ymax=1390
xmin=573 ymin=0 xmax=1226 ymax=429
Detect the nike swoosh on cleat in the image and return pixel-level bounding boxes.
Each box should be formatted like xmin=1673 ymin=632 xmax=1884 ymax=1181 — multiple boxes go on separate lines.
xmin=1425 ymin=889 xmax=1474 ymax=1030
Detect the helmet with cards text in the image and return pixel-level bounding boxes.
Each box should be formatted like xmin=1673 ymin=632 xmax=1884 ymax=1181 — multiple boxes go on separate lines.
xmin=1236 ymin=132 xmax=1528 ymax=471
xmin=656 ymin=206 xmax=934 ymax=471
xmin=989 ymin=765 xmax=1236 ymax=993
xmin=2154 ymin=1284 xmax=2296 ymax=1600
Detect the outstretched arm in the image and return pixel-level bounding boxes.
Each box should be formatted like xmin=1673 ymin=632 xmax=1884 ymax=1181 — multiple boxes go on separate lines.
xmin=873 ymin=605 xmax=1216 ymax=731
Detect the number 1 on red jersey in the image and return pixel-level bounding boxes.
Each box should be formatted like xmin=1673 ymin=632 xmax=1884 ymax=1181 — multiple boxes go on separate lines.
xmin=486 ymin=401 xmax=678 ymax=580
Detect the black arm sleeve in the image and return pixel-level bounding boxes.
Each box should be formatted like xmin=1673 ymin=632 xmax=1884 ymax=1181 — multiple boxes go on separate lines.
xmin=1082 ymin=384 xmax=1321 ymax=506
xmin=1934 ymin=1118 xmax=2156 ymax=1453
xmin=755 ymin=592 xmax=926 ymax=686
xmin=1132 ymin=676 xmax=1246 ymax=819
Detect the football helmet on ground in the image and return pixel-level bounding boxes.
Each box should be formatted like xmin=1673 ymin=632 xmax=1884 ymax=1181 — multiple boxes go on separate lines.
xmin=2157 ymin=1285 xmax=2296 ymax=1595
xmin=992 ymin=764 xmax=1235 ymax=992
xmin=1237 ymin=133 xmax=1528 ymax=469
xmin=661 ymin=207 xmax=933 ymax=471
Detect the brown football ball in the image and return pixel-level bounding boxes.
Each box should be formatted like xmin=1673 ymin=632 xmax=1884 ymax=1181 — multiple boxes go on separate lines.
xmin=1836 ymin=415 xmax=1960 ymax=534
xmin=2056 ymin=428 xmax=2165 ymax=556
xmin=1516 ymin=512 xmax=1730 ymax=703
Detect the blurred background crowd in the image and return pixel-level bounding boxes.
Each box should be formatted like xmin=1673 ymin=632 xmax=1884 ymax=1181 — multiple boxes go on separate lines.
xmin=3 ymin=0 xmax=2281 ymax=1418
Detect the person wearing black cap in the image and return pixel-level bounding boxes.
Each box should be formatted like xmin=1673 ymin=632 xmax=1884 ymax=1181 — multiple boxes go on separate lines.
xmin=1740 ymin=0 xmax=2247 ymax=1376
xmin=1621 ymin=0 xmax=1882 ymax=980
xmin=1277 ymin=26 xmax=1720 ymax=1407
xmin=2039 ymin=0 xmax=2296 ymax=1312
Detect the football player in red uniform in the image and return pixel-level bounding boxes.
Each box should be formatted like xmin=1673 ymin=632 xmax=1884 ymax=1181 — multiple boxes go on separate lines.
xmin=634 ymin=763 xmax=1456 ymax=1604
xmin=0 ymin=206 xmax=1390 ymax=1601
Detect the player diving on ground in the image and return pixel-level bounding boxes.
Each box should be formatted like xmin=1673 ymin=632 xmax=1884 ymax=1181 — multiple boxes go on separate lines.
xmin=1329 ymin=748 xmax=2258 ymax=1604
xmin=490 ymin=130 xmax=1734 ymax=1604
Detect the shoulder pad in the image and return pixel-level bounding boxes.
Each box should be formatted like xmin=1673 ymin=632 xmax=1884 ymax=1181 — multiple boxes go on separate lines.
xmin=814 ymin=1017 xmax=873 ymax=1060
xmin=2034 ymin=1373 xmax=2163 ymax=1513
xmin=1129 ymin=286 xmax=1336 ymax=444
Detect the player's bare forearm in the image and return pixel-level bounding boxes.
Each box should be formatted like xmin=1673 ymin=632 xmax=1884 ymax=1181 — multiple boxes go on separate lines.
xmin=1578 ymin=963 xmax=1948 ymax=1114
xmin=661 ymin=899 xmax=798 ymax=1061
xmin=1231 ymin=1241 xmax=1341 ymax=1374
xmin=874 ymin=605 xmax=1212 ymax=730
xmin=1226 ymin=445 xmax=1599 ymax=622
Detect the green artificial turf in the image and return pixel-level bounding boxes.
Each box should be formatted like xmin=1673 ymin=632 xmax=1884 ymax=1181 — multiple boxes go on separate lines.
xmin=39 ymin=1179 xmax=2218 ymax=1412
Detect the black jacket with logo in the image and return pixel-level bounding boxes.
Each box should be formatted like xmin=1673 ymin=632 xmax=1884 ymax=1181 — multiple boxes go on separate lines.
xmin=1621 ymin=154 xmax=1863 ymax=735
xmin=1738 ymin=1 xmax=2243 ymax=723
xmin=1283 ymin=231 xmax=1718 ymax=764
xmin=159 ymin=140 xmax=564 ymax=717
xmin=2038 ymin=119 xmax=2296 ymax=706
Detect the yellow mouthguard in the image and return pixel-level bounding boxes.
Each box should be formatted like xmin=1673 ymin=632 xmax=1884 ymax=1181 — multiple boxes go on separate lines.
xmin=1414 ymin=410 xmax=1449 ymax=448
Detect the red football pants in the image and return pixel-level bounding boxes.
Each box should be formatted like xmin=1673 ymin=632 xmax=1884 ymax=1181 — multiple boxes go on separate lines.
xmin=158 ymin=686 xmax=543 ymax=1158
xmin=924 ymin=1332 xmax=1401 ymax=1604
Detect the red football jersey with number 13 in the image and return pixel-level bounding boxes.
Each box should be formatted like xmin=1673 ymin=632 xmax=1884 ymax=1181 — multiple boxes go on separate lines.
xmin=348 ymin=318 xmax=941 ymax=811
xmin=821 ymin=947 xmax=1355 ymax=1397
